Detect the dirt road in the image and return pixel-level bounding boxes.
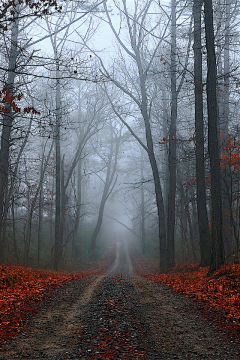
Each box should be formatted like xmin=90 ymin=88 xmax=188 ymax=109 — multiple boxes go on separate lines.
xmin=0 ymin=243 xmax=239 ymax=359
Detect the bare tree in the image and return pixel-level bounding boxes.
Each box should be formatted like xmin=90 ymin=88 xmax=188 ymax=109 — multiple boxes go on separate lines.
xmin=44 ymin=1 xmax=86 ymax=270
xmin=0 ymin=6 xmax=19 ymax=259
xmin=90 ymin=0 xmax=169 ymax=272
xmin=204 ymin=0 xmax=224 ymax=272
xmin=193 ymin=0 xmax=211 ymax=266
xmin=89 ymin=123 xmax=121 ymax=252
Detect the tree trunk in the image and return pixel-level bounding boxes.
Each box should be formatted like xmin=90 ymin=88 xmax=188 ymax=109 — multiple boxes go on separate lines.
xmin=179 ymin=196 xmax=189 ymax=262
xmin=140 ymin=154 xmax=146 ymax=254
xmin=37 ymin=140 xmax=51 ymax=265
xmin=223 ymin=0 xmax=230 ymax=132
xmin=193 ymin=0 xmax=211 ymax=266
xmin=59 ymin=156 xmax=65 ymax=257
xmin=137 ymin=64 xmax=167 ymax=272
xmin=38 ymin=183 xmax=43 ymax=265
xmin=89 ymin=128 xmax=120 ymax=252
xmin=204 ymin=0 xmax=224 ymax=272
xmin=72 ymin=160 xmax=82 ymax=261
xmin=25 ymin=140 xmax=54 ymax=264
xmin=53 ymin=60 xmax=62 ymax=271
xmin=11 ymin=197 xmax=19 ymax=264
xmin=185 ymin=193 xmax=197 ymax=262
xmin=162 ymin=90 xmax=170 ymax=214
xmin=89 ymin=198 xmax=107 ymax=253
xmin=143 ymin=113 xmax=167 ymax=272
xmin=0 ymin=15 xmax=18 ymax=259
xmin=167 ymin=0 xmax=177 ymax=269
xmin=221 ymin=0 xmax=231 ymax=260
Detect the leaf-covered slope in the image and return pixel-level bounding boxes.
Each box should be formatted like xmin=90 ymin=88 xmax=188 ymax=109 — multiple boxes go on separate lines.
xmin=0 ymin=265 xmax=96 ymax=343
xmin=137 ymin=263 xmax=240 ymax=343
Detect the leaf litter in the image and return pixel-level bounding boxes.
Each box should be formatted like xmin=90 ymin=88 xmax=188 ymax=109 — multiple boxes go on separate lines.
xmin=0 ymin=265 xmax=98 ymax=344
xmin=137 ymin=262 xmax=240 ymax=344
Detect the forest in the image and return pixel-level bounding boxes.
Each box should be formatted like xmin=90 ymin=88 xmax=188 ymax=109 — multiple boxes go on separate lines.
xmin=1 ymin=1 xmax=240 ymax=358
xmin=0 ymin=0 xmax=239 ymax=274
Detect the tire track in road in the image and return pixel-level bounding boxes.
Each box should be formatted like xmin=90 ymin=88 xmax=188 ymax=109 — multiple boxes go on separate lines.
xmin=0 ymin=244 xmax=122 ymax=360
xmin=65 ymin=242 xmax=161 ymax=359
xmin=0 ymin=275 xmax=103 ymax=359
xmin=71 ymin=274 xmax=160 ymax=360
xmin=2 ymin=242 xmax=237 ymax=360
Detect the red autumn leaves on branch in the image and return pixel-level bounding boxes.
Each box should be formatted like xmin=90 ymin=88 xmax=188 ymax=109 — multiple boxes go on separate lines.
xmin=165 ymin=133 xmax=240 ymax=188
xmin=220 ymin=134 xmax=240 ymax=170
xmin=159 ymin=135 xmax=194 ymax=145
xmin=0 ymin=0 xmax=62 ymax=31
xmin=0 ymin=88 xmax=40 ymax=115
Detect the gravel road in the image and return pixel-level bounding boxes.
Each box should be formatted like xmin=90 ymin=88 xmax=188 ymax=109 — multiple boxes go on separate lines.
xmin=0 ymin=242 xmax=239 ymax=359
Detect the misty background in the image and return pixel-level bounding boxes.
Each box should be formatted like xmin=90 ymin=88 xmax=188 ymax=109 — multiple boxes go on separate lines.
xmin=0 ymin=0 xmax=239 ymax=272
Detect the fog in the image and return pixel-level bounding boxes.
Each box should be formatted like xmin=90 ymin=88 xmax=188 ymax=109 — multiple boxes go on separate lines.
xmin=0 ymin=0 xmax=239 ymax=272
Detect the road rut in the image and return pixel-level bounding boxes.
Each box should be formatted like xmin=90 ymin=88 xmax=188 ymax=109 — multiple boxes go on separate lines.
xmin=0 ymin=242 xmax=239 ymax=359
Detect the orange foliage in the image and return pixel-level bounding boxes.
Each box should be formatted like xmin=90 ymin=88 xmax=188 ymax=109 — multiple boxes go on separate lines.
xmin=0 ymin=265 xmax=95 ymax=343
xmin=159 ymin=135 xmax=194 ymax=146
xmin=220 ymin=134 xmax=240 ymax=170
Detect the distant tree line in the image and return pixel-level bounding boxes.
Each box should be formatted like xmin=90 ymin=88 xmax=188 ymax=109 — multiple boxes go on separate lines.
xmin=0 ymin=0 xmax=239 ymax=272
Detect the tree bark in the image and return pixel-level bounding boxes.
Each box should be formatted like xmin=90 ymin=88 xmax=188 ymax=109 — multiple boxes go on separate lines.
xmin=167 ymin=0 xmax=177 ymax=269
xmin=38 ymin=183 xmax=43 ymax=265
xmin=59 ymin=155 xmax=65 ymax=258
xmin=53 ymin=60 xmax=62 ymax=271
xmin=72 ymin=160 xmax=82 ymax=261
xmin=11 ymin=197 xmax=19 ymax=264
xmin=180 ymin=183 xmax=198 ymax=262
xmin=25 ymin=140 xmax=54 ymax=264
xmin=204 ymin=0 xmax=224 ymax=272
xmin=0 ymin=15 xmax=18 ymax=259
xmin=141 ymin=91 xmax=167 ymax=272
xmin=193 ymin=0 xmax=211 ymax=266
xmin=140 ymin=153 xmax=146 ymax=254
xmin=221 ymin=0 xmax=231 ymax=260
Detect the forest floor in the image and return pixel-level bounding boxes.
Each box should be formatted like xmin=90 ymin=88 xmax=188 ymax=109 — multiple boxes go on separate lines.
xmin=0 ymin=245 xmax=240 ymax=359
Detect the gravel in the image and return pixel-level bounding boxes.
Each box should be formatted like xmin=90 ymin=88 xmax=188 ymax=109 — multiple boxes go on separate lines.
xmin=61 ymin=274 xmax=161 ymax=359
xmin=0 ymin=242 xmax=239 ymax=359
